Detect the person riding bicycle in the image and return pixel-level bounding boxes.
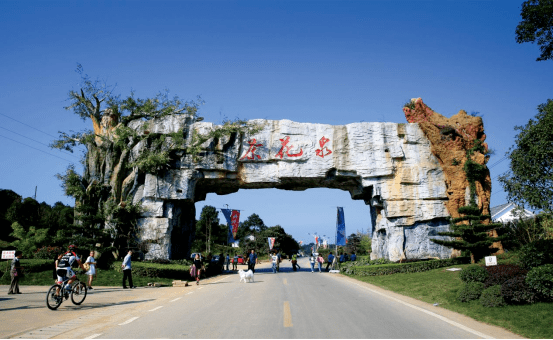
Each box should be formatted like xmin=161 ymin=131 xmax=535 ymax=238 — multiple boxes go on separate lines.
xmin=56 ymin=245 xmax=86 ymax=293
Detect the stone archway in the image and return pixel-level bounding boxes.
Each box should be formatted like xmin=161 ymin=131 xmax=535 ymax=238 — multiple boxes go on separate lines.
xmin=133 ymin=116 xmax=455 ymax=261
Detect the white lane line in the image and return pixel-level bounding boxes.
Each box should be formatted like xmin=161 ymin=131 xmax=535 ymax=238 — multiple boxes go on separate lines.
xmin=84 ymin=334 xmax=102 ymax=339
xmin=170 ymin=297 xmax=181 ymax=302
xmin=149 ymin=306 xmax=164 ymax=312
xmin=198 ymin=287 xmax=204 ymax=290
xmin=351 ymin=281 xmax=493 ymax=339
xmin=118 ymin=317 xmax=139 ymax=326
xmin=186 ymin=292 xmax=193 ymax=295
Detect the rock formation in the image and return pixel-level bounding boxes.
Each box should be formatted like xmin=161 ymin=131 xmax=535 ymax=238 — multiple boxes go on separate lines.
xmin=85 ymin=98 xmax=496 ymax=261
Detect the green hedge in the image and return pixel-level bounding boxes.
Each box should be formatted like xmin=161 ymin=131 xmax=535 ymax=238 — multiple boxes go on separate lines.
xmin=341 ymin=257 xmax=470 ymax=276
xmin=1 ymin=259 xmax=53 ymax=279
xmin=110 ymin=261 xmax=223 ymax=281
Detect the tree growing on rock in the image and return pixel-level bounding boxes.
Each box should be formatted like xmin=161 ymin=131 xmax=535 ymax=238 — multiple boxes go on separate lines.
xmin=432 ymin=205 xmax=504 ymax=264
xmin=52 ymin=66 xmax=261 ymax=258
xmin=52 ymin=65 xmax=202 ymax=255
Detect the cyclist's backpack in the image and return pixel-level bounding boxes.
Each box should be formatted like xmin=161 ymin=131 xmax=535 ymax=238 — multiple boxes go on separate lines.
xmin=58 ymin=252 xmax=76 ymax=268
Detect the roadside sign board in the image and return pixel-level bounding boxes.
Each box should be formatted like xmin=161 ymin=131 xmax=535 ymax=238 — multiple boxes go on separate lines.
xmin=2 ymin=250 xmax=16 ymax=260
xmin=485 ymin=256 xmax=497 ymax=266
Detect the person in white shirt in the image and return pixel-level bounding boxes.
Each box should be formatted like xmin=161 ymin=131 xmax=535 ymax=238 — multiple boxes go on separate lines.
xmin=85 ymin=251 xmax=97 ymax=290
xmin=121 ymin=250 xmax=135 ymax=289
xmin=271 ymin=252 xmax=278 ymax=273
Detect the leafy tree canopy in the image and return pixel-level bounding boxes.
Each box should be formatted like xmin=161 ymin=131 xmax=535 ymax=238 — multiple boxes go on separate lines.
xmin=499 ymin=99 xmax=553 ymax=213
xmin=516 ymin=0 xmax=553 ymax=61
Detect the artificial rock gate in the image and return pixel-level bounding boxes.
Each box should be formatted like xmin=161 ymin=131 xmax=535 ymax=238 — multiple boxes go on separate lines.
xmin=117 ymin=98 xmax=492 ymax=261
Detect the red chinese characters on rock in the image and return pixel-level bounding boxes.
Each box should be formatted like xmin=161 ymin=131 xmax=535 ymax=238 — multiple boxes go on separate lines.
xmin=275 ymin=136 xmax=303 ymax=159
xmin=240 ymin=139 xmax=264 ymax=160
xmin=315 ymin=136 xmax=332 ymax=158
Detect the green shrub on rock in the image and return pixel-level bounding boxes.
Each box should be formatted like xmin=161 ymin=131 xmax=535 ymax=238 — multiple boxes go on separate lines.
xmin=525 ymin=264 xmax=553 ymax=301
xmin=480 ymin=285 xmax=506 ymax=307
xmin=459 ymin=265 xmax=488 ymax=283
xmin=458 ymin=282 xmax=485 ymax=302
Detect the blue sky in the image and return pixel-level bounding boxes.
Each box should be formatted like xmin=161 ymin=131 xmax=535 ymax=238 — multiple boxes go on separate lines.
xmin=1 ymin=1 xmax=552 ymax=245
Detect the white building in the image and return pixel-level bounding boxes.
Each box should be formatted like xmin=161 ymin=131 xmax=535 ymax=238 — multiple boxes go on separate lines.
xmin=491 ymin=203 xmax=535 ymax=223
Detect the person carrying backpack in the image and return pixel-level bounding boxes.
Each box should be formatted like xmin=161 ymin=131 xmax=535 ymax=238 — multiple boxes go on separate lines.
xmin=56 ymin=245 xmax=86 ymax=293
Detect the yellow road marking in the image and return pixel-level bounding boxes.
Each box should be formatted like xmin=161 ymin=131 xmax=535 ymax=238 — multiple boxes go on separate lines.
xmin=283 ymin=301 xmax=293 ymax=327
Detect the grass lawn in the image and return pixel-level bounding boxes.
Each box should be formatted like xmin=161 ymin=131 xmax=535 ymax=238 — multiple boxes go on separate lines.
xmin=348 ymin=264 xmax=553 ymax=339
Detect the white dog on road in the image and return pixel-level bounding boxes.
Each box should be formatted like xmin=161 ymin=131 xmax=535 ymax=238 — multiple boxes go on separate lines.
xmin=239 ymin=269 xmax=254 ymax=283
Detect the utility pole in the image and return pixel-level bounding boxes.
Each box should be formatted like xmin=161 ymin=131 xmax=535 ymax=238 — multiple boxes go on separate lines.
xmin=206 ymin=216 xmax=211 ymax=254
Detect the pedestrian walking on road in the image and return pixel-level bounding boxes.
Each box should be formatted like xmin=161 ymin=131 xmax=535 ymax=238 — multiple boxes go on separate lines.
xmin=85 ymin=250 xmax=97 ymax=290
xmin=122 ymin=250 xmax=135 ymax=289
xmin=317 ymin=254 xmax=324 ymax=272
xmin=276 ymin=250 xmax=281 ymax=272
xmin=225 ymin=253 xmax=230 ymax=271
xmin=326 ymin=252 xmax=334 ymax=271
xmin=8 ymin=250 xmax=23 ymax=294
xmin=248 ymin=249 xmax=258 ymax=273
xmin=193 ymin=253 xmax=204 ymax=285
xmin=309 ymin=254 xmax=315 ymax=272
xmin=271 ymin=252 xmax=278 ymax=273
xmin=232 ymin=253 xmax=238 ymax=271
xmin=291 ymin=254 xmax=299 ymax=271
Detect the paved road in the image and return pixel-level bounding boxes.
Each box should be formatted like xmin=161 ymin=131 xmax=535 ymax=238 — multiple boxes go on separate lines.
xmin=0 ymin=258 xmax=523 ymax=339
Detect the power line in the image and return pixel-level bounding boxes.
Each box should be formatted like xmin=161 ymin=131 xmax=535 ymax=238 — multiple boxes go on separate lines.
xmin=0 ymin=112 xmax=59 ymax=139
xmin=0 ymin=134 xmax=76 ymax=163
xmin=0 ymin=126 xmax=79 ymax=160
xmin=488 ymin=156 xmax=508 ymax=169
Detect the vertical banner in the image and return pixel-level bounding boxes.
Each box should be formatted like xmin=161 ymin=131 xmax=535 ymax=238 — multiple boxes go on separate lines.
xmin=268 ymin=237 xmax=275 ymax=250
xmin=221 ymin=209 xmax=241 ymax=244
xmin=314 ymin=236 xmax=319 ymax=251
xmin=336 ymin=207 xmax=346 ymax=246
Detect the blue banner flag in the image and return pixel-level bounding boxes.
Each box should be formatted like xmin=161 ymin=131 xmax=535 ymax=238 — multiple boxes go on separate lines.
xmin=221 ymin=209 xmax=240 ymax=244
xmin=336 ymin=207 xmax=346 ymax=246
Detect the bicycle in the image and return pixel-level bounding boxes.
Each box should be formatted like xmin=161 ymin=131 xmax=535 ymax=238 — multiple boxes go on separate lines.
xmin=46 ymin=275 xmax=87 ymax=310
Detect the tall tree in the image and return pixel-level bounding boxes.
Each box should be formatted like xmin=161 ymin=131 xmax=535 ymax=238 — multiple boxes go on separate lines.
xmin=262 ymin=225 xmax=299 ymax=256
xmin=194 ymin=206 xmax=220 ymax=254
xmin=346 ymin=233 xmax=361 ymax=254
xmin=238 ymin=213 xmax=267 ymax=251
xmin=515 ymin=0 xmax=553 ymax=61
xmin=0 ymin=189 xmax=21 ymax=242
xmin=499 ymin=99 xmax=553 ymax=213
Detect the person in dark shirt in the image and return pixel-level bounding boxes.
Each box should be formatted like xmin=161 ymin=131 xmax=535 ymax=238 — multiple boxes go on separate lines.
xmin=248 ymin=249 xmax=258 ymax=273
xmin=326 ymin=252 xmax=335 ymax=271
xmin=193 ymin=253 xmax=203 ymax=285
xmin=8 ymin=251 xmax=23 ymax=294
